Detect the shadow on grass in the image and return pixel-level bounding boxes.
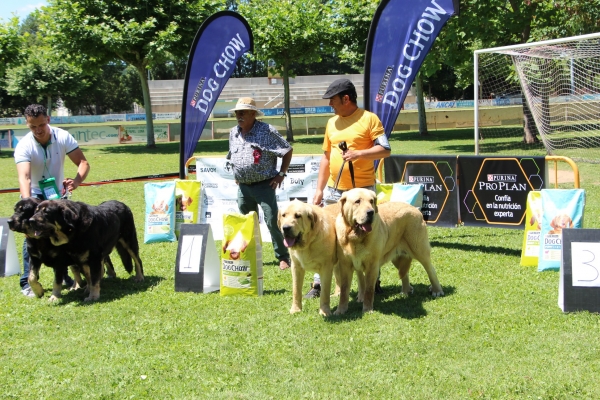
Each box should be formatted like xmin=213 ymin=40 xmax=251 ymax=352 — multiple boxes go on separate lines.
xmin=325 ymin=284 xmax=455 ymax=321
xmin=89 ymin=140 xmax=230 ymax=156
xmin=51 ymin=274 xmax=164 ymax=305
xmin=430 ymin=239 xmax=521 ymax=257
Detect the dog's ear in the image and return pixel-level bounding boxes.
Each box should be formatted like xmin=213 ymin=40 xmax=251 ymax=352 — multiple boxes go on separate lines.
xmin=68 ymin=202 xmax=93 ymax=231
xmin=339 ymin=191 xmax=348 ymax=209
xmin=61 ymin=204 xmax=80 ymax=232
xmin=372 ymin=192 xmax=378 ymax=214
xmin=277 ymin=208 xmax=282 ymax=230
xmin=309 ymin=208 xmax=318 ymax=230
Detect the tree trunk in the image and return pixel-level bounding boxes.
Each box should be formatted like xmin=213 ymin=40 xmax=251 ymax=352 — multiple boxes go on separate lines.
xmin=416 ymin=73 xmax=428 ymax=136
xmin=282 ymin=63 xmax=294 ymax=142
xmin=136 ymin=65 xmax=156 ymax=148
xmin=522 ymin=94 xmax=539 ymax=144
xmin=46 ymin=95 xmax=52 ymax=117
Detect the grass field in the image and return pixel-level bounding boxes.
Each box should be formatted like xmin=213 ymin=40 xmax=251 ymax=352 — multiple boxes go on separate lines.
xmin=1 ymin=128 xmax=599 ymax=399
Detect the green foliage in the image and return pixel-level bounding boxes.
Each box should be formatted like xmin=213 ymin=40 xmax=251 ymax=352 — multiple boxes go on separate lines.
xmin=61 ymin=62 xmax=141 ymax=115
xmin=240 ymin=0 xmax=333 ymax=77
xmin=45 ymin=0 xmax=227 ymax=145
xmin=0 ymin=18 xmax=22 ymax=77
xmin=1 ymin=130 xmax=600 ymax=398
xmin=330 ymin=0 xmax=380 ymax=72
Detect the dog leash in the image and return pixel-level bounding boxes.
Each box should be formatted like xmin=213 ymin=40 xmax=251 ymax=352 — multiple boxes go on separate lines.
xmin=332 ymin=141 xmax=355 ymax=190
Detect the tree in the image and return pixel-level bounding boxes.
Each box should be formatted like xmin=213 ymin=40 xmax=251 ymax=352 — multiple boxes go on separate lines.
xmin=0 ymin=18 xmax=24 ymax=115
xmin=239 ymin=0 xmax=334 ymax=142
xmin=4 ymin=11 xmax=88 ymax=116
xmin=46 ymin=0 xmax=226 ymax=147
xmin=330 ymin=0 xmax=379 ymax=72
xmin=61 ymin=62 xmax=141 ymax=115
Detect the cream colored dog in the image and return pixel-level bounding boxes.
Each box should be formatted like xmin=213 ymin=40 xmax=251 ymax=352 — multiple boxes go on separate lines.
xmin=334 ymin=188 xmax=443 ymax=314
xmin=279 ymin=200 xmax=340 ymax=316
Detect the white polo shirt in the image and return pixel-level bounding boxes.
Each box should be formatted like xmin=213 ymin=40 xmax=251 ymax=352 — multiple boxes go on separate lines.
xmin=14 ymin=126 xmax=80 ymax=197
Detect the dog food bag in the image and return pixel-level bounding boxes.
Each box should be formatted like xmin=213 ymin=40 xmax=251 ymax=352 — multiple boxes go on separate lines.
xmin=174 ymin=179 xmax=202 ymax=238
xmin=538 ymin=189 xmax=585 ymax=272
xmin=520 ymin=191 xmax=542 ymax=266
xmin=376 ymin=183 xmax=424 ymax=209
xmin=220 ymin=211 xmax=263 ymax=297
xmin=144 ymin=181 xmax=176 ymax=244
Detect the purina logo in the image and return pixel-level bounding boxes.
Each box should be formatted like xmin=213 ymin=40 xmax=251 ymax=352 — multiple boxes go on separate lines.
xmin=487 ymin=174 xmax=517 ymax=182
xmin=408 ymin=176 xmax=434 ymax=183
xmin=190 ymin=77 xmax=206 ymax=107
xmin=376 ymin=66 xmax=394 ymax=103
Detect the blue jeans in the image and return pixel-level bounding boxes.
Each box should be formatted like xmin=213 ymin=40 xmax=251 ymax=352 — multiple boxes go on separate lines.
xmin=237 ymin=179 xmax=290 ymax=262
xmin=20 ymin=239 xmax=74 ymax=290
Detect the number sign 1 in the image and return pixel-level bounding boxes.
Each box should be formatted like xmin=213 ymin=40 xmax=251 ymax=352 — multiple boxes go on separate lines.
xmin=174 ymin=224 xmax=220 ymax=293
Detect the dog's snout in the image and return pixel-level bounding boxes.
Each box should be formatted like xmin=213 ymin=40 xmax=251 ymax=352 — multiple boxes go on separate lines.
xmin=366 ymin=209 xmax=375 ymax=222
xmin=7 ymin=218 xmax=15 ymax=229
xmin=282 ymin=225 xmax=292 ymax=235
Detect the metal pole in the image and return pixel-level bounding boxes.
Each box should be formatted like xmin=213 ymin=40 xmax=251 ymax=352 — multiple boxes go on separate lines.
xmin=474 ymin=52 xmax=480 ymax=155
xmin=474 ymin=32 xmax=600 ymax=55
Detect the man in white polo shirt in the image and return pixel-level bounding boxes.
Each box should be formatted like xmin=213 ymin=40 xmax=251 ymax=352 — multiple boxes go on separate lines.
xmin=14 ymin=104 xmax=90 ymax=297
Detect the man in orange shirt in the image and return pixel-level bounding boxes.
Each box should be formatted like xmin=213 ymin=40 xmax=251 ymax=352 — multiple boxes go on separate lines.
xmin=305 ymin=78 xmax=391 ymax=298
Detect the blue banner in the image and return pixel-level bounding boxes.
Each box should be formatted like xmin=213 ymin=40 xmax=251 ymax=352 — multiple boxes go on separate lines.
xmin=364 ymin=0 xmax=459 ymax=136
xmin=180 ymin=11 xmax=253 ymax=178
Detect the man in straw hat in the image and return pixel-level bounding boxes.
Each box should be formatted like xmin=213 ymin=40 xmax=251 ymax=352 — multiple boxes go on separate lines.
xmin=226 ymin=97 xmax=293 ymax=270
xmin=304 ymin=78 xmax=391 ymax=298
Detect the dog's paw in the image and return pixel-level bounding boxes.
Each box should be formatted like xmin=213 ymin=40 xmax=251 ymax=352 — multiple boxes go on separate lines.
xmin=30 ymin=282 xmax=44 ymax=298
xmin=48 ymin=294 xmax=61 ymax=302
xmin=333 ymin=306 xmax=348 ymax=316
xmin=84 ymin=294 xmax=99 ymax=302
xmin=400 ymin=284 xmax=414 ymax=297
xmin=133 ymin=275 xmax=145 ymax=283
xmin=429 ymin=285 xmax=444 ymax=297
xmin=290 ymin=306 xmax=302 ymax=314
xmin=319 ymin=308 xmax=332 ymax=317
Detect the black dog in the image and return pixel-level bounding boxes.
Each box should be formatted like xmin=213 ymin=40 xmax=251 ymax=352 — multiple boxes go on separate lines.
xmin=8 ymin=198 xmax=89 ymax=300
xmin=29 ymin=199 xmax=144 ymax=301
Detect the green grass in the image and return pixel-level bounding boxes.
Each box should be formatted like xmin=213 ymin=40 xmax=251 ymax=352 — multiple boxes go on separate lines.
xmin=1 ymin=128 xmax=600 ymax=399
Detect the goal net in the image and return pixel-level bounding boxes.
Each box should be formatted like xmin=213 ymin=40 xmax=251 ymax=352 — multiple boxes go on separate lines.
xmin=474 ymin=32 xmax=600 ymax=162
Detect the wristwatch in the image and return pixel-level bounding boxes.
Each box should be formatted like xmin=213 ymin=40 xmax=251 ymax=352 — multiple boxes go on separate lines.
xmin=278 ymin=171 xmax=287 ymax=177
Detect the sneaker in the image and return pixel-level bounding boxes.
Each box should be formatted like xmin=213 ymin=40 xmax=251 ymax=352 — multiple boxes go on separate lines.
xmin=21 ymin=287 xmax=36 ymax=298
xmin=303 ymin=283 xmax=321 ymax=299
xmin=279 ymin=259 xmax=291 ymax=270
xmin=63 ymin=275 xmax=75 ymax=287
xmin=375 ymin=280 xmax=384 ymax=294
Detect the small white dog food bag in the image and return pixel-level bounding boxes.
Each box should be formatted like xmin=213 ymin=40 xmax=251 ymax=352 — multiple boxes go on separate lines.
xmin=144 ymin=181 xmax=176 ymax=244
xmin=174 ymin=179 xmax=202 ymax=238
xmin=538 ymin=189 xmax=585 ymax=272
xmin=220 ymin=211 xmax=263 ymax=296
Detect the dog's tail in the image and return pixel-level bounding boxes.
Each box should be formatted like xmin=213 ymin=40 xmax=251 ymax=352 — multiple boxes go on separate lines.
xmin=115 ymin=242 xmax=134 ymax=274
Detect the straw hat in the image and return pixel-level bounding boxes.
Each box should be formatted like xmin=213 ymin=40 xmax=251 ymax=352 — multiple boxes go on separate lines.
xmin=228 ymin=97 xmax=264 ymax=116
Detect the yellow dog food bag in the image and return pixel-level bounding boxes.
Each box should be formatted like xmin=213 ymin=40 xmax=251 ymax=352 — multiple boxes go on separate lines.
xmin=520 ymin=191 xmax=542 ymax=266
xmin=174 ymin=179 xmax=202 ymax=238
xmin=220 ymin=211 xmax=263 ymax=296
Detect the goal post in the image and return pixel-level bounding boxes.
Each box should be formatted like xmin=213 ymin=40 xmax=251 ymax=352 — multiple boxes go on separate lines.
xmin=474 ymin=32 xmax=600 ymax=162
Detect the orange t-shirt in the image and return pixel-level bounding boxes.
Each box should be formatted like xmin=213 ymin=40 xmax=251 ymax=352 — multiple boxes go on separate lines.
xmin=323 ymin=108 xmax=385 ymax=190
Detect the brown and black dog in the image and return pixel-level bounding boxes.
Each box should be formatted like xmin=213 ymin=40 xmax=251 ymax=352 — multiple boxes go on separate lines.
xmin=29 ymin=199 xmax=144 ymax=301
xmin=8 ymin=197 xmax=90 ymax=301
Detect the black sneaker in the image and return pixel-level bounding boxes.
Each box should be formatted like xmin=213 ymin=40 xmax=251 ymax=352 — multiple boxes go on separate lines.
xmin=304 ymin=283 xmax=321 ymax=299
xmin=375 ymin=280 xmax=384 ymax=294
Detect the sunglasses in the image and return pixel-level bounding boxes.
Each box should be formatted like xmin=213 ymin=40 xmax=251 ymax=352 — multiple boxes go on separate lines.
xmin=235 ymin=110 xmax=252 ymax=115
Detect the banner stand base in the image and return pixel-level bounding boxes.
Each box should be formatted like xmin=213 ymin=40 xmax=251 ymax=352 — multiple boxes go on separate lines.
xmin=1 ymin=219 xmax=21 ymax=277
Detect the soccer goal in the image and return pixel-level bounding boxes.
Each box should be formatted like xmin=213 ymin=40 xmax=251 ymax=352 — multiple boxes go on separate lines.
xmin=474 ymin=32 xmax=600 ymax=162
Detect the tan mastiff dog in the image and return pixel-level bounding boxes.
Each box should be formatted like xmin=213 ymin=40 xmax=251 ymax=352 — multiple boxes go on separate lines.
xmin=334 ymin=188 xmax=443 ymax=314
